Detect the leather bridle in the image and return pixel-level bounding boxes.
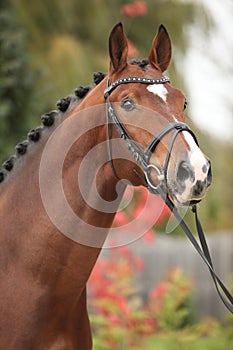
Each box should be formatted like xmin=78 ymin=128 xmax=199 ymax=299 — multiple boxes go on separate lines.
xmin=104 ymin=75 xmax=233 ymax=314
xmin=104 ymin=76 xmax=200 ymax=193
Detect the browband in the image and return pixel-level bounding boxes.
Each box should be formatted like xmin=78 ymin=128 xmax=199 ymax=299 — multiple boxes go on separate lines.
xmin=104 ymin=76 xmax=170 ymax=98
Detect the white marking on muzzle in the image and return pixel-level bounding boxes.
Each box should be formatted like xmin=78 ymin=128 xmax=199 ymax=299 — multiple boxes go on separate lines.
xmin=147 ymin=84 xmax=168 ymax=102
xmin=183 ymin=131 xmax=207 ymax=182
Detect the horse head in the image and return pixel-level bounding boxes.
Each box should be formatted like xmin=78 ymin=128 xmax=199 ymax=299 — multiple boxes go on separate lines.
xmin=104 ymin=23 xmax=212 ymax=206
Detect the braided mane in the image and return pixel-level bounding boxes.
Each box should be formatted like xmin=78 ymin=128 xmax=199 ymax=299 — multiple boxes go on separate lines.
xmin=0 ymin=72 xmax=106 ymax=184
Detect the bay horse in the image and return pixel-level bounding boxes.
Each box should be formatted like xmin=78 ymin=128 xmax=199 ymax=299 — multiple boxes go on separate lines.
xmin=0 ymin=23 xmax=212 ymax=349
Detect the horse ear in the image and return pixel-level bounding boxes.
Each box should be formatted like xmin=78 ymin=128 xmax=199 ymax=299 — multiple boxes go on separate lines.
xmin=148 ymin=25 xmax=171 ymax=72
xmin=109 ymin=22 xmax=128 ymax=73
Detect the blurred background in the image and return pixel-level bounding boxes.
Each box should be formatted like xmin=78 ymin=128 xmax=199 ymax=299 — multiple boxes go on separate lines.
xmin=0 ymin=0 xmax=232 ymax=348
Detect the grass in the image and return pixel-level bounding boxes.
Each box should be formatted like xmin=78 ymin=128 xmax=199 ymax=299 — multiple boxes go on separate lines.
xmin=145 ymin=331 xmax=233 ymax=350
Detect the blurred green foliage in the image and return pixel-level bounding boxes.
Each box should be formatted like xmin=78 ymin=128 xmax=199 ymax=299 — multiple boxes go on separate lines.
xmin=0 ymin=1 xmax=39 ymax=160
xmin=146 ymin=331 xmax=232 ymax=350
xmin=148 ymin=268 xmax=195 ymax=331
xmin=0 ymin=0 xmax=232 ymax=229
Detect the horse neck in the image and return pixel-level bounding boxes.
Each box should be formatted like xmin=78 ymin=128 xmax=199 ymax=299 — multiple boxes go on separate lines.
xmin=51 ymin=88 xmax=126 ymax=244
xmin=0 ymin=82 xmax=125 ymax=297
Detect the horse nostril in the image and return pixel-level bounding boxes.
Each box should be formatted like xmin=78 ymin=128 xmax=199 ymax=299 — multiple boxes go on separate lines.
xmin=177 ymin=161 xmax=193 ymax=183
xmin=206 ymin=161 xmax=212 ymax=187
xmin=193 ymin=180 xmax=204 ymax=196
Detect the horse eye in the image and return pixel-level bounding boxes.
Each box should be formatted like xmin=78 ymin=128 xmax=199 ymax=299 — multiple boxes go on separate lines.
xmin=121 ymin=99 xmax=135 ymax=112
xmin=184 ymin=99 xmax=188 ymax=110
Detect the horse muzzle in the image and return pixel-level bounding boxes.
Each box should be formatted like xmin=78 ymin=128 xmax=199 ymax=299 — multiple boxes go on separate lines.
xmin=168 ymin=158 xmax=212 ymax=206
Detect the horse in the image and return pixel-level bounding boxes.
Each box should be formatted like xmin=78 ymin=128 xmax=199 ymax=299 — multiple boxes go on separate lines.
xmin=0 ymin=23 xmax=212 ymax=349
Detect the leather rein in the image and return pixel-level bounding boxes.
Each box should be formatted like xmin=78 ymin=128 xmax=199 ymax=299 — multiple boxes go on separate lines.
xmin=104 ymin=75 xmax=233 ymax=314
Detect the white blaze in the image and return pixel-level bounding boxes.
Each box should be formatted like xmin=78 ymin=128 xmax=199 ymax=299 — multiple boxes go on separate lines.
xmin=175 ymin=132 xmax=208 ymax=204
xmin=183 ymin=131 xmax=207 ymax=182
xmin=147 ymin=84 xmax=168 ymax=102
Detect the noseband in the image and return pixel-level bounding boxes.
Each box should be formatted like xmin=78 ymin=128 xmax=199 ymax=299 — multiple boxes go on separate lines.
xmin=104 ymin=75 xmax=198 ymax=194
xmin=104 ymin=76 xmax=233 ymax=314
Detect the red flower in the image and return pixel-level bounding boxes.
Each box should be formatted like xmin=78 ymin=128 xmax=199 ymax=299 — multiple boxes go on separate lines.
xmin=113 ymin=210 xmax=128 ymax=226
xmin=134 ymin=1 xmax=148 ymax=16
xmin=134 ymin=256 xmax=144 ymax=271
xmin=149 ymin=282 xmax=168 ymax=300
xmin=121 ymin=4 xmax=134 ymax=18
xmin=121 ymin=1 xmax=148 ymax=18
xmin=143 ymin=229 xmax=155 ymax=243
xmin=107 ymin=314 xmax=120 ymax=324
